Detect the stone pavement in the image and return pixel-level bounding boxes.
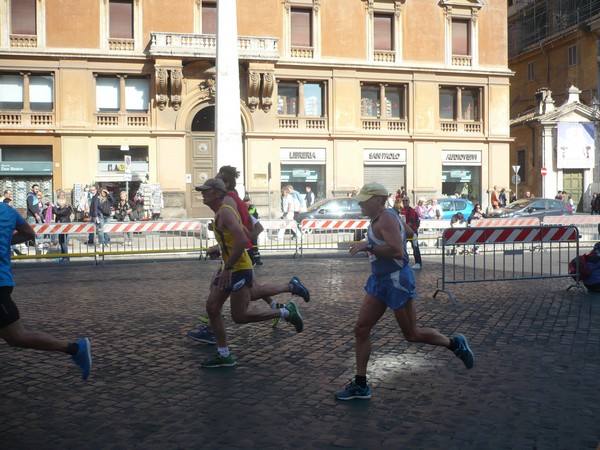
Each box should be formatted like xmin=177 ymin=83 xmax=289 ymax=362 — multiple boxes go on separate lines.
xmin=0 ymin=255 xmax=598 ymax=450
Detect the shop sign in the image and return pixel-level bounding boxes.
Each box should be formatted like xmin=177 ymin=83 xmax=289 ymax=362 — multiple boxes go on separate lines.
xmin=0 ymin=161 xmax=53 ymax=175
xmin=280 ymin=148 xmax=326 ymax=164
xmin=363 ymin=149 xmax=406 ymax=165
xmin=442 ymin=150 xmax=482 ymax=165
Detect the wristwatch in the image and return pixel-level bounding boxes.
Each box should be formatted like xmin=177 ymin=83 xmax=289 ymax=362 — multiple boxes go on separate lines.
xmin=366 ymin=243 xmax=374 ymax=252
xmin=223 ymin=263 xmax=234 ymax=271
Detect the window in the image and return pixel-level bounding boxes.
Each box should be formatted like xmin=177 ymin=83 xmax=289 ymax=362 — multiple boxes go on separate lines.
xmin=202 ymin=1 xmax=217 ymax=34
xmin=277 ymin=81 xmax=325 ymax=117
xmin=291 ymin=8 xmax=312 ymax=48
xmin=439 ymin=87 xmax=480 ymax=121
xmin=0 ymin=73 xmax=53 ymax=111
xmin=96 ymin=76 xmax=149 ymax=113
xmin=374 ymin=13 xmax=393 ymax=52
xmin=98 ymin=146 xmax=149 ymax=174
xmin=568 ymin=44 xmax=577 ymax=66
xmin=11 ymin=0 xmax=36 ymax=35
xmin=361 ymin=84 xmax=405 ymax=119
xmin=452 ymin=19 xmax=470 ymax=56
xmin=110 ymin=0 xmax=133 ymax=40
xmin=527 ymin=61 xmax=535 ymax=82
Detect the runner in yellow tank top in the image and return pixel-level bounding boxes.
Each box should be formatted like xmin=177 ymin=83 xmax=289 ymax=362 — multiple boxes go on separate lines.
xmin=194 ymin=178 xmax=305 ymax=368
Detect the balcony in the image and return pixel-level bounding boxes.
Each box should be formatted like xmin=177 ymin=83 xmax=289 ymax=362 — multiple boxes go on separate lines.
xmin=373 ymin=51 xmax=396 ymax=63
xmin=362 ymin=118 xmax=407 ymax=132
xmin=440 ymin=120 xmax=482 ymax=133
xmin=109 ymin=38 xmax=135 ymax=51
xmin=278 ymin=116 xmax=327 ymax=130
xmin=290 ymin=46 xmax=314 ymax=59
xmin=149 ymin=33 xmax=279 ymax=61
xmin=452 ymin=55 xmax=472 ymax=67
xmin=95 ymin=112 xmax=150 ymax=128
xmin=10 ymin=34 xmax=37 ymax=48
xmin=0 ymin=111 xmax=54 ymax=128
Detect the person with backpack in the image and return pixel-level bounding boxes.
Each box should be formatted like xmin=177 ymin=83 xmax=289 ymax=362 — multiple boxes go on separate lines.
xmin=569 ymin=242 xmax=600 ymax=293
xmin=400 ymin=197 xmax=423 ymax=270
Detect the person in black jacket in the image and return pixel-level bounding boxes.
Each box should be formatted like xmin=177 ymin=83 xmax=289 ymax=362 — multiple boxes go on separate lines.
xmin=53 ymin=190 xmax=73 ymax=262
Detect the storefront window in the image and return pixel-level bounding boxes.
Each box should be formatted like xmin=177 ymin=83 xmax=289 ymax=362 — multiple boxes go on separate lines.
xmin=281 ymin=165 xmax=325 ymax=202
xmin=441 ymin=166 xmax=481 ymax=204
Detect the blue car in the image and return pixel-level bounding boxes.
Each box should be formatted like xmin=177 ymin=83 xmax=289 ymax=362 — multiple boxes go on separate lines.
xmin=426 ymin=197 xmax=474 ymax=220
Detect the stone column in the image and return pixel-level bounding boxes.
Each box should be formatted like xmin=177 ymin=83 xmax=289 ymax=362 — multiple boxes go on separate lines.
xmin=216 ymin=0 xmax=245 ymax=194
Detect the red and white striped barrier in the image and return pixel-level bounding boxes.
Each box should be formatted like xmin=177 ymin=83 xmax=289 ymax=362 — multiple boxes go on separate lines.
xmin=443 ymin=225 xmax=578 ymax=245
xmin=32 ymin=223 xmax=96 ymax=234
xmin=542 ymin=215 xmax=600 ymax=225
xmin=300 ymin=219 xmax=370 ymax=230
xmin=470 ymin=218 xmax=540 ymax=227
xmin=103 ymin=221 xmax=201 ymax=233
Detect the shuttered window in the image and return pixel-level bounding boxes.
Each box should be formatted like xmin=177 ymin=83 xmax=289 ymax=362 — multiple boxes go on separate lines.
xmin=125 ymin=78 xmax=149 ymax=112
xmin=96 ymin=77 xmax=120 ymax=112
xmin=0 ymin=75 xmax=24 ymax=110
xmin=364 ymin=166 xmax=405 ymax=197
xmin=452 ymin=19 xmax=470 ymax=56
xmin=202 ymin=2 xmax=217 ymax=34
xmin=291 ymin=8 xmax=312 ymax=47
xmin=110 ymin=0 xmax=133 ymax=39
xmin=374 ymin=13 xmax=393 ymax=51
xmin=11 ymin=0 xmax=36 ymax=35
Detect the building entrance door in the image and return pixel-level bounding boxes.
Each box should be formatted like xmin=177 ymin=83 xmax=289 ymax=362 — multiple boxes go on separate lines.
xmin=563 ymin=169 xmax=583 ymax=212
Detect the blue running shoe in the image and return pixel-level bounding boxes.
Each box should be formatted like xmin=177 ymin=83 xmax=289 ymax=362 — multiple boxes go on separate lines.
xmin=72 ymin=338 xmax=92 ymax=380
xmin=335 ymin=379 xmax=371 ymax=400
xmin=187 ymin=326 xmax=217 ymax=345
xmin=452 ymin=334 xmax=474 ymax=369
xmin=289 ymin=277 xmax=310 ymax=302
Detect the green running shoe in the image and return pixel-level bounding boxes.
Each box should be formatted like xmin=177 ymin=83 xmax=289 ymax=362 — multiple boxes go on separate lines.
xmin=201 ymin=353 xmax=237 ymax=368
xmin=284 ymin=300 xmax=304 ymax=333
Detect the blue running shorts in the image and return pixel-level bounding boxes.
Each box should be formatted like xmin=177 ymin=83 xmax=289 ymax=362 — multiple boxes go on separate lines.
xmin=364 ymin=268 xmax=418 ymax=311
xmin=213 ymin=269 xmax=253 ymax=292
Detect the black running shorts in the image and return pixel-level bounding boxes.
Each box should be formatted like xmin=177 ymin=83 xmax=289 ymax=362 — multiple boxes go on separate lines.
xmin=0 ymin=286 xmax=19 ymax=328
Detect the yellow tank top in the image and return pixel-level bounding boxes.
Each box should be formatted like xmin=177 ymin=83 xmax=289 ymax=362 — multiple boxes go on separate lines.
xmin=214 ymin=204 xmax=253 ymax=272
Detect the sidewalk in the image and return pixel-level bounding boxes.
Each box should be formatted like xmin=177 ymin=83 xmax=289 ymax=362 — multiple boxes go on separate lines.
xmin=0 ymin=256 xmax=598 ymax=449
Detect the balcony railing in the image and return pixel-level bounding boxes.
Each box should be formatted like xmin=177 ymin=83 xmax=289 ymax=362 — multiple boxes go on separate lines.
xmin=95 ymin=112 xmax=150 ymax=128
xmin=278 ymin=116 xmax=327 ymax=130
xmin=150 ymin=33 xmax=279 ymax=61
xmin=452 ymin=55 xmax=472 ymax=67
xmin=109 ymin=38 xmax=135 ymax=51
xmin=290 ymin=46 xmax=314 ymax=58
xmin=374 ymin=51 xmax=396 ymax=63
xmin=362 ymin=118 xmax=407 ymax=132
xmin=10 ymin=34 xmax=37 ymax=48
xmin=440 ymin=120 xmax=482 ymax=133
xmin=0 ymin=111 xmax=54 ymax=127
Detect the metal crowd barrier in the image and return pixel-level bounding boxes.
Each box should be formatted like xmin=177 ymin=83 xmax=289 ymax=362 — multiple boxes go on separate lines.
xmin=433 ymin=225 xmax=582 ymax=304
xmin=14 ymin=220 xmax=206 ymax=265
xmin=542 ymin=215 xmax=600 ymax=244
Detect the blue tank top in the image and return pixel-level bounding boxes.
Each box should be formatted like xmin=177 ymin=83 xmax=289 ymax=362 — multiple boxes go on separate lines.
xmin=367 ymin=208 xmax=409 ymax=275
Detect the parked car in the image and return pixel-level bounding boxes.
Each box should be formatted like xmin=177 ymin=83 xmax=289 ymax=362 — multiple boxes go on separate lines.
xmin=488 ymin=198 xmax=573 ymax=218
xmin=425 ymin=197 xmax=474 ymax=220
xmin=297 ymin=197 xmax=366 ymax=222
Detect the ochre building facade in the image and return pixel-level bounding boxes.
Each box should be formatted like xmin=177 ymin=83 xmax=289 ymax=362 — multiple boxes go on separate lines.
xmin=0 ymin=0 xmax=511 ymax=218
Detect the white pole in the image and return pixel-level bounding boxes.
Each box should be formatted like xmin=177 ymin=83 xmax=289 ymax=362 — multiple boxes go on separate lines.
xmin=216 ymin=0 xmax=245 ymax=195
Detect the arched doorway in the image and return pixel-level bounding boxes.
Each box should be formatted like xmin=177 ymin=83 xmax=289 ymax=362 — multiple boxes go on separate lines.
xmin=188 ymin=105 xmax=216 ymax=218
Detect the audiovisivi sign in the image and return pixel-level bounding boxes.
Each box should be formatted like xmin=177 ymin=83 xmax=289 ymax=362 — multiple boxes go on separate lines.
xmin=0 ymin=162 xmax=53 ymax=175
xmin=442 ymin=150 xmax=482 ymax=165
xmin=363 ymin=149 xmax=406 ymax=165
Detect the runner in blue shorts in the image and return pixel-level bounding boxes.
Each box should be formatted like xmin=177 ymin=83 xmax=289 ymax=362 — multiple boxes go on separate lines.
xmin=335 ymin=183 xmax=475 ymax=401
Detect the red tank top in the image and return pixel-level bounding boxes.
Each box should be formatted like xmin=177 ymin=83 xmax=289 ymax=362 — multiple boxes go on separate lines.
xmin=225 ymin=192 xmax=252 ymax=249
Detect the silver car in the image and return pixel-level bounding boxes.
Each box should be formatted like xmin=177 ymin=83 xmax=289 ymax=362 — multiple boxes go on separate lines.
xmin=489 ymin=198 xmax=573 ymax=218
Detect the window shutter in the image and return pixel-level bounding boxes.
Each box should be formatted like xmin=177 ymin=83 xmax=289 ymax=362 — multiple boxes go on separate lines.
xmin=110 ymin=0 xmax=133 ymax=39
xmin=96 ymin=77 xmax=120 ymax=111
xmin=11 ymin=0 xmax=36 ymax=35
xmin=125 ymin=78 xmax=149 ymax=112
xmin=374 ymin=14 xmax=393 ymax=51
xmin=452 ymin=20 xmax=469 ymax=55
xmin=202 ymin=3 xmax=217 ymax=34
xmin=291 ymin=9 xmax=312 ymax=47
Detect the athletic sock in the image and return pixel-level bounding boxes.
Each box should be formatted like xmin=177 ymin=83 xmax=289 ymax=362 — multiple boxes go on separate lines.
xmin=279 ymin=308 xmax=290 ymax=319
xmin=355 ymin=375 xmax=367 ymax=388
xmin=217 ymin=347 xmax=230 ymax=358
xmin=448 ymin=337 xmax=458 ymax=351
xmin=66 ymin=342 xmax=79 ymax=356
xmin=269 ymin=299 xmax=278 ymax=309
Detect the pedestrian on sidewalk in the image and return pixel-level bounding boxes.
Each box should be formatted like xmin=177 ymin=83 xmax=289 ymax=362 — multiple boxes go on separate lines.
xmin=400 ymin=197 xmax=423 ymax=270
xmin=335 ymin=182 xmax=474 ymax=401
xmin=0 ymin=201 xmax=92 ymax=379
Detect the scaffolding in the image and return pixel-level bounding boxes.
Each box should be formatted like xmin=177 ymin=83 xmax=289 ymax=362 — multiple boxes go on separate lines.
xmin=508 ymin=0 xmax=600 ymax=57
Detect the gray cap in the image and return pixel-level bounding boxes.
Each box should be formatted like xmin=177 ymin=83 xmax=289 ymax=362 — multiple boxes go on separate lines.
xmin=195 ymin=178 xmax=227 ymax=193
